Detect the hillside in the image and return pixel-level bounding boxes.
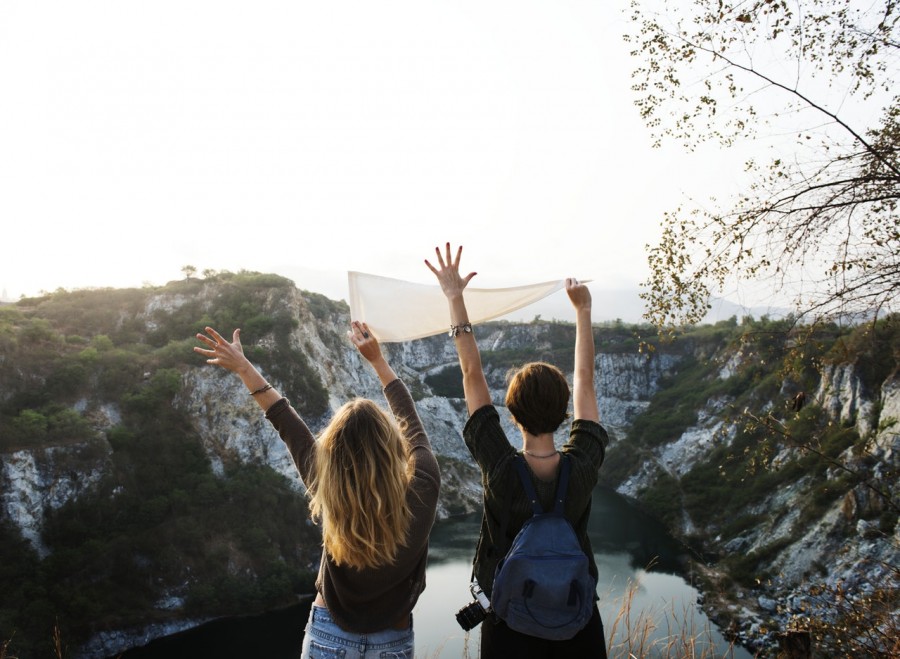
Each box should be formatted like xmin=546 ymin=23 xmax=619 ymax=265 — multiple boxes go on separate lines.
xmin=1 ymin=272 xmax=897 ymax=658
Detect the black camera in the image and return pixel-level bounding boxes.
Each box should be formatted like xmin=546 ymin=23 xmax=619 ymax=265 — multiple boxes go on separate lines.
xmin=455 ymin=580 xmax=491 ymax=631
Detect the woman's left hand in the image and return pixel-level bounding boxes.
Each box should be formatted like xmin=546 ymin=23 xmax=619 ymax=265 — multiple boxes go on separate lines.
xmin=348 ymin=321 xmax=382 ymax=364
xmin=565 ymin=278 xmax=591 ymax=311
xmin=194 ymin=326 xmax=251 ymax=374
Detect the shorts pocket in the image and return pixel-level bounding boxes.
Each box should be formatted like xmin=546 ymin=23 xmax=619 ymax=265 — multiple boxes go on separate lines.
xmin=307 ymin=639 xmax=346 ymax=658
xmin=379 ymin=649 xmax=413 ymax=659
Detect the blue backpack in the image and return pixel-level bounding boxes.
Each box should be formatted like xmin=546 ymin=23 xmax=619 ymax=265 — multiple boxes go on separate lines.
xmin=490 ymin=454 xmax=597 ymax=640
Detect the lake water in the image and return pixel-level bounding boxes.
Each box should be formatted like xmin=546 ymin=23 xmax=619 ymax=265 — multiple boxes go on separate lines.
xmin=414 ymin=486 xmax=752 ymax=658
xmin=116 ymin=487 xmax=752 ymax=658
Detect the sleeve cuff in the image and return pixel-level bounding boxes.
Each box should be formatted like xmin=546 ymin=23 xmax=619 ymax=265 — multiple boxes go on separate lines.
xmin=463 ymin=404 xmax=498 ymax=436
xmin=383 ymin=377 xmax=403 ymax=395
xmin=264 ymin=397 xmax=290 ymax=420
xmin=572 ymin=419 xmax=609 ymax=447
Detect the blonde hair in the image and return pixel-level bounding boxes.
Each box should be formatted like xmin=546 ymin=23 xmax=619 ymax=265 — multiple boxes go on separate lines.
xmin=308 ymin=398 xmax=413 ymax=570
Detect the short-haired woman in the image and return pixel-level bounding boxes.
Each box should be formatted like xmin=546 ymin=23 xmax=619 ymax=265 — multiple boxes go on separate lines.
xmin=194 ymin=320 xmax=440 ymax=658
xmin=426 ymin=243 xmax=608 ymax=659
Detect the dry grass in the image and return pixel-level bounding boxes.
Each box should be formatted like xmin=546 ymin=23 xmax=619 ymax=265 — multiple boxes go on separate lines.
xmin=0 ymin=636 xmax=15 ymax=659
xmin=50 ymin=623 xmax=65 ymax=659
xmin=1 ymin=622 xmax=67 ymax=659
xmin=603 ymin=576 xmax=744 ymax=659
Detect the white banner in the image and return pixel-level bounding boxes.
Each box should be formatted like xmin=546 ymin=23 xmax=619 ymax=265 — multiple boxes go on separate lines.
xmin=347 ymin=271 xmax=569 ymax=342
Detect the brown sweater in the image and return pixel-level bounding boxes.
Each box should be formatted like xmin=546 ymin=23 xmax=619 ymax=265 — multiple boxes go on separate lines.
xmin=265 ymin=378 xmax=441 ymax=633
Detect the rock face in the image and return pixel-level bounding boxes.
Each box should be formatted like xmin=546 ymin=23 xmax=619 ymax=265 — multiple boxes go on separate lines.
xmin=2 ymin=280 xmax=898 ymax=657
xmin=609 ymin=347 xmax=900 ymax=653
xmin=1 ymin=443 xmax=111 ymax=557
xmin=598 ymin=351 xmax=681 ymax=434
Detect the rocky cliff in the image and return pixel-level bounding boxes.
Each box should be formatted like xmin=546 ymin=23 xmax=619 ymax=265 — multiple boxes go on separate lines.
xmin=1 ymin=276 xmax=897 ymax=657
xmin=2 ymin=285 xmax=679 ymax=543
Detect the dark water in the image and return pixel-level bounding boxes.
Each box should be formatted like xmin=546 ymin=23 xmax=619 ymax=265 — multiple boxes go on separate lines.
xmin=112 ymin=603 xmax=311 ymax=658
xmin=115 ymin=487 xmax=751 ymax=658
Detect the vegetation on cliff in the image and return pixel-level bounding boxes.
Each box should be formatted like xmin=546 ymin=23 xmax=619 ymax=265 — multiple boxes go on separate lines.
xmin=602 ymin=313 xmax=900 ymax=656
xmin=0 ymin=273 xmax=328 ymax=657
xmin=1 ymin=276 xmax=897 ymax=657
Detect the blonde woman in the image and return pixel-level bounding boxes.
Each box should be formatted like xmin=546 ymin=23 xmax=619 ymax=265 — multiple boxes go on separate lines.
xmin=194 ymin=320 xmax=440 ymax=658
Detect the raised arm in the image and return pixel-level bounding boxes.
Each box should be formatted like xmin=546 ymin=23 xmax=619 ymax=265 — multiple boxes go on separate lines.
xmin=425 ymin=243 xmax=492 ymax=415
xmin=566 ymin=279 xmax=599 ymax=423
xmin=196 ymin=321 xmax=398 ymax=402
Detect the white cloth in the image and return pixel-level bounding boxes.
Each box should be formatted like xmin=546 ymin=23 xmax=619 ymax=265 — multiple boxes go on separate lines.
xmin=347 ymin=271 xmax=568 ymax=342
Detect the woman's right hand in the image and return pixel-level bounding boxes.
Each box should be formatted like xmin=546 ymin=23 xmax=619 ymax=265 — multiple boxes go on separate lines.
xmin=348 ymin=320 xmax=382 ymax=364
xmin=424 ymin=242 xmax=477 ymax=299
xmin=349 ymin=320 xmax=399 ymax=386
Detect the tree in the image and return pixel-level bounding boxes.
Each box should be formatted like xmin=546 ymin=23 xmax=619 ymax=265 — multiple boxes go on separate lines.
xmin=625 ymin=0 xmax=899 ymax=334
xmin=181 ymin=265 xmax=197 ymax=280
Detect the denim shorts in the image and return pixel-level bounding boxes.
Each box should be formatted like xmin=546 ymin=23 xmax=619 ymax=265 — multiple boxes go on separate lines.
xmin=301 ymin=604 xmax=415 ymax=659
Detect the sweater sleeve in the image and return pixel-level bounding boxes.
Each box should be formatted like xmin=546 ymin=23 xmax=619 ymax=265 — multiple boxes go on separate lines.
xmin=565 ymin=419 xmax=607 ymax=468
xmin=463 ymin=405 xmax=516 ymax=477
xmin=383 ymin=378 xmax=440 ymax=489
xmin=264 ymin=398 xmax=316 ymax=485
xmin=561 ymin=419 xmax=608 ymax=493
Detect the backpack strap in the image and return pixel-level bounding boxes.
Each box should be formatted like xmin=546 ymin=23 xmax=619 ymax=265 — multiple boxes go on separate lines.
xmin=513 ymin=453 xmax=572 ymax=516
xmin=552 ymin=453 xmax=572 ymax=515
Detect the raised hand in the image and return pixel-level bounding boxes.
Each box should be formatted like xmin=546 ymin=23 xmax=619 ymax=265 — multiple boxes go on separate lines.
xmin=347 ymin=320 xmax=383 ymax=365
xmin=424 ymin=242 xmax=477 ymax=299
xmin=194 ymin=326 xmax=252 ymax=374
xmin=348 ymin=320 xmax=397 ymax=386
xmin=565 ymin=278 xmax=591 ymax=311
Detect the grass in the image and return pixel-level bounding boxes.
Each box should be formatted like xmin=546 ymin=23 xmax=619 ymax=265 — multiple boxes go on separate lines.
xmin=603 ymin=576 xmax=746 ymax=659
xmin=0 ymin=623 xmax=67 ymax=659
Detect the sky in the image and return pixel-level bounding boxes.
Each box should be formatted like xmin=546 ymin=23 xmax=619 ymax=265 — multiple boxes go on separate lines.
xmin=0 ymin=1 xmax=754 ymax=322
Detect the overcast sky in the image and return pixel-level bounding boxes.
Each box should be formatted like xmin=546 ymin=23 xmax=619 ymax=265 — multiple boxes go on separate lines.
xmin=1 ymin=0 xmax=753 ymax=320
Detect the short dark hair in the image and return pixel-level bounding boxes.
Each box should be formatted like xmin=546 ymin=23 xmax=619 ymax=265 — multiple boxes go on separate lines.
xmin=504 ymin=362 xmax=570 ymax=435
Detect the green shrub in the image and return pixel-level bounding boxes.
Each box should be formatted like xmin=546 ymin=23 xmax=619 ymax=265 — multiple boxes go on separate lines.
xmin=723 ymin=537 xmax=793 ymax=587
xmin=122 ymin=369 xmax=183 ymax=417
xmin=424 ymin=366 xmax=464 ymax=399
xmin=637 ymin=471 xmax=682 ymax=527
